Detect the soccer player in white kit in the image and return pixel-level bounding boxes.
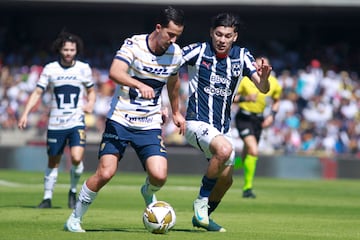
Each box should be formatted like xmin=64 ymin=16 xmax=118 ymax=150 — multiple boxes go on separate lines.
xmin=64 ymin=6 xmax=185 ymax=232
xmin=18 ymin=31 xmax=96 ymax=209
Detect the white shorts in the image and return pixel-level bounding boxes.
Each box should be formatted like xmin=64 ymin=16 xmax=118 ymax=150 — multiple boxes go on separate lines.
xmin=185 ymin=120 xmax=235 ymax=166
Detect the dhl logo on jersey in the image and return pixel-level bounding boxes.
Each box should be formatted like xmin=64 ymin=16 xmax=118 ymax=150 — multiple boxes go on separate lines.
xmin=142 ymin=66 xmax=169 ymax=76
xmin=56 ymin=76 xmax=77 ymax=80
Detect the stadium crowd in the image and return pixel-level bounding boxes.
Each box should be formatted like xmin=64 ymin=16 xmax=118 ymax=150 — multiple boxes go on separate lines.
xmin=1 ymin=45 xmax=359 ymax=157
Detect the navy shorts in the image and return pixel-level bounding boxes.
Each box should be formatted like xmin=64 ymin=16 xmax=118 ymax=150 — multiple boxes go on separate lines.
xmin=47 ymin=126 xmax=86 ymax=156
xmin=98 ymin=119 xmax=167 ymax=168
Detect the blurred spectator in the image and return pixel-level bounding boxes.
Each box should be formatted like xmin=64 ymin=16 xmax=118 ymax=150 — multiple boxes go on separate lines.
xmin=295 ymin=59 xmax=323 ymax=115
xmin=302 ymin=94 xmax=333 ymax=125
xmin=1 ymin=51 xmax=360 ymax=157
xmin=92 ymin=78 xmax=115 ymax=132
xmin=338 ymin=90 xmax=358 ymax=120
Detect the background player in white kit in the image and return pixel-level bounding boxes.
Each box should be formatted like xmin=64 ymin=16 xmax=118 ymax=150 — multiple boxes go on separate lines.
xmin=64 ymin=6 xmax=185 ymax=232
xmin=18 ymin=31 xmax=96 ymax=209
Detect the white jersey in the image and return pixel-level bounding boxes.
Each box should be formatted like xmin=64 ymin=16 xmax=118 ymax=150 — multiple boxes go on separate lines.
xmin=37 ymin=60 xmax=94 ymax=130
xmin=107 ymin=34 xmax=182 ymax=130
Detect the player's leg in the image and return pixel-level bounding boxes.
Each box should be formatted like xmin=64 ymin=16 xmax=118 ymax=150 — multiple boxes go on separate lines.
xmin=141 ymin=155 xmax=167 ymax=206
xmin=65 ymin=119 xmax=126 ymax=232
xmin=192 ymin=165 xmax=233 ymax=232
xmin=185 ymin=121 xmax=232 ymax=228
xmin=68 ymin=126 xmax=86 ymax=208
xmin=199 ymin=135 xmax=232 ymax=222
xmin=135 ymin=129 xmax=167 ymax=206
xmin=65 ymin=153 xmax=119 ymax=232
xmin=208 ymin=165 xmax=233 ymax=214
xmin=205 ymin=134 xmax=235 ymax=232
xmin=38 ymin=155 xmax=62 ymax=208
xmin=38 ymin=129 xmax=66 ymax=208
xmin=242 ymin=135 xmax=258 ymax=198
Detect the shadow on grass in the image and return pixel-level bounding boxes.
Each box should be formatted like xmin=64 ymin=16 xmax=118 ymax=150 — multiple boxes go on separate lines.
xmin=0 ymin=205 xmax=62 ymax=209
xmin=84 ymin=227 xmax=204 ymax=233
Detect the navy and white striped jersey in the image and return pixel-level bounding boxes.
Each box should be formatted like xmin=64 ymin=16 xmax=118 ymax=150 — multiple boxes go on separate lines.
xmin=182 ymin=42 xmax=257 ymax=133
xmin=108 ymin=34 xmax=182 ymax=130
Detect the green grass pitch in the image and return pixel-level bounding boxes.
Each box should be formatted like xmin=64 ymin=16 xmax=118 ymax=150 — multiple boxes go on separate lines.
xmin=0 ymin=169 xmax=359 ymax=240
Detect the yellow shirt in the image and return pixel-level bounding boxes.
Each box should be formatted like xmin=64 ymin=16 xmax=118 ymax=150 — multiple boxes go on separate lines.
xmin=237 ymin=75 xmax=282 ymax=114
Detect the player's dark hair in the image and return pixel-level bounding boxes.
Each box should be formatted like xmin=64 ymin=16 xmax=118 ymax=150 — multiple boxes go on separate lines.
xmin=211 ymin=12 xmax=241 ymax=33
xmin=157 ymin=6 xmax=185 ymax=28
xmin=51 ymin=30 xmax=84 ymax=56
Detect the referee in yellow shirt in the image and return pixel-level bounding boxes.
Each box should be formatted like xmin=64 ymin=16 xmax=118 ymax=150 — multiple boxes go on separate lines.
xmin=233 ymin=57 xmax=282 ymax=198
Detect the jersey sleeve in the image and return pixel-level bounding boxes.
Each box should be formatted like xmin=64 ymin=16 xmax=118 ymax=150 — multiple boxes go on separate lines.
xmin=114 ymin=37 xmax=136 ymax=66
xmin=82 ymin=63 xmax=94 ymax=88
xmin=271 ymin=76 xmax=283 ymax=100
xmin=242 ymin=48 xmax=257 ymax=78
xmin=36 ymin=64 xmax=51 ymax=90
xmin=181 ymin=42 xmax=202 ymax=66
xmin=170 ymin=44 xmax=183 ymax=75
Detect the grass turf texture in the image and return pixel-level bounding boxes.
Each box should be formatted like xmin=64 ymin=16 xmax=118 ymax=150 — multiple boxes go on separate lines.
xmin=0 ymin=170 xmax=359 ymax=240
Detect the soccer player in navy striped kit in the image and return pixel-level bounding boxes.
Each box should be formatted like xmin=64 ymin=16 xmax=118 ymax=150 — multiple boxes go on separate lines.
xmin=181 ymin=12 xmax=271 ymax=232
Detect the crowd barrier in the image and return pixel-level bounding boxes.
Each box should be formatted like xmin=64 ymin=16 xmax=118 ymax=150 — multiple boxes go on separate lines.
xmin=1 ymin=144 xmax=359 ymax=179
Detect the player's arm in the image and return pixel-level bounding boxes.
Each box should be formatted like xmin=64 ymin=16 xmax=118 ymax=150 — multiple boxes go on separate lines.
xmin=167 ymin=74 xmax=185 ymax=135
xmin=250 ymin=58 xmax=271 ymax=94
xmin=109 ymin=58 xmax=155 ymax=99
xmin=18 ymin=87 xmax=44 ymax=130
xmin=233 ymin=93 xmax=257 ymax=103
xmin=262 ymin=97 xmax=280 ymax=128
xmin=83 ymin=86 xmax=96 ymax=114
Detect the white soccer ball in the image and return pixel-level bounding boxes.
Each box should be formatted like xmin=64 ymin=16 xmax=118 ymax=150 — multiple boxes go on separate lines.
xmin=142 ymin=200 xmax=176 ymax=234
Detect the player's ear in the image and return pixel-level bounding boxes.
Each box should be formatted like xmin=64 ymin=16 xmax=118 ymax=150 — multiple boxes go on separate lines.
xmin=233 ymin=32 xmax=238 ymax=42
xmin=155 ymin=23 xmax=162 ymax=32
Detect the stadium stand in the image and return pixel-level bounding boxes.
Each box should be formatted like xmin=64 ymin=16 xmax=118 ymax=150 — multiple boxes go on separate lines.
xmin=1 ymin=1 xmax=359 ymax=158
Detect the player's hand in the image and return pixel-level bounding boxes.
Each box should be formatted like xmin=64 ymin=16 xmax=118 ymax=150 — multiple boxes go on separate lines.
xmin=138 ymin=84 xmax=155 ymax=99
xmin=172 ymin=112 xmax=185 ymax=135
xmin=257 ymin=58 xmax=272 ymax=80
xmin=161 ymin=107 xmax=169 ymax=125
xmin=18 ymin=115 xmax=28 ymax=130
xmin=262 ymin=115 xmax=274 ymax=128
xmin=83 ymin=104 xmax=94 ymax=114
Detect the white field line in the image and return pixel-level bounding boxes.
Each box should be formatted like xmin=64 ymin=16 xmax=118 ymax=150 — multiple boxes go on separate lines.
xmin=0 ymin=179 xmax=197 ymax=191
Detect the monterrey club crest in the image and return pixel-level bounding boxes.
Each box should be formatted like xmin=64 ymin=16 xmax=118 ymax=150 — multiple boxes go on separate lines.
xmin=231 ymin=63 xmax=242 ymax=78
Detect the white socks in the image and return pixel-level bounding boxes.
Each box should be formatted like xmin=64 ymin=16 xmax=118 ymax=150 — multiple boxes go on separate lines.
xmin=144 ymin=178 xmax=161 ymax=195
xmin=70 ymin=161 xmax=84 ymax=193
xmin=43 ymin=167 xmax=58 ymax=199
xmin=74 ymin=182 xmax=97 ymax=219
xmin=43 ymin=161 xmax=84 ymax=200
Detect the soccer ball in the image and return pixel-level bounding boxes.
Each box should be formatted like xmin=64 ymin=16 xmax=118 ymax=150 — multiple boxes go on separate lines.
xmin=142 ymin=200 xmax=176 ymax=234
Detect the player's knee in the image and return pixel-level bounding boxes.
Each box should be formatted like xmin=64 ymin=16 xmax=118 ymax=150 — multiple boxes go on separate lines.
xmin=98 ymin=169 xmax=115 ymax=182
xmin=215 ymin=144 xmax=233 ymax=163
xmin=248 ymin=148 xmax=258 ymax=156
xmin=149 ymin=174 xmax=167 ymax=187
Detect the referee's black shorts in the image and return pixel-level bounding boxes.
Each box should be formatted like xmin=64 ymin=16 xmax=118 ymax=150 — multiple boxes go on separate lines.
xmin=235 ymin=109 xmax=264 ymax=142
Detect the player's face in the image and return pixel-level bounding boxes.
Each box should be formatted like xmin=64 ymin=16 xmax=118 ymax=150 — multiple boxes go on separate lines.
xmin=59 ymin=41 xmax=77 ymax=66
xmin=156 ymin=21 xmax=184 ymax=53
xmin=210 ymin=26 xmax=238 ymax=55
